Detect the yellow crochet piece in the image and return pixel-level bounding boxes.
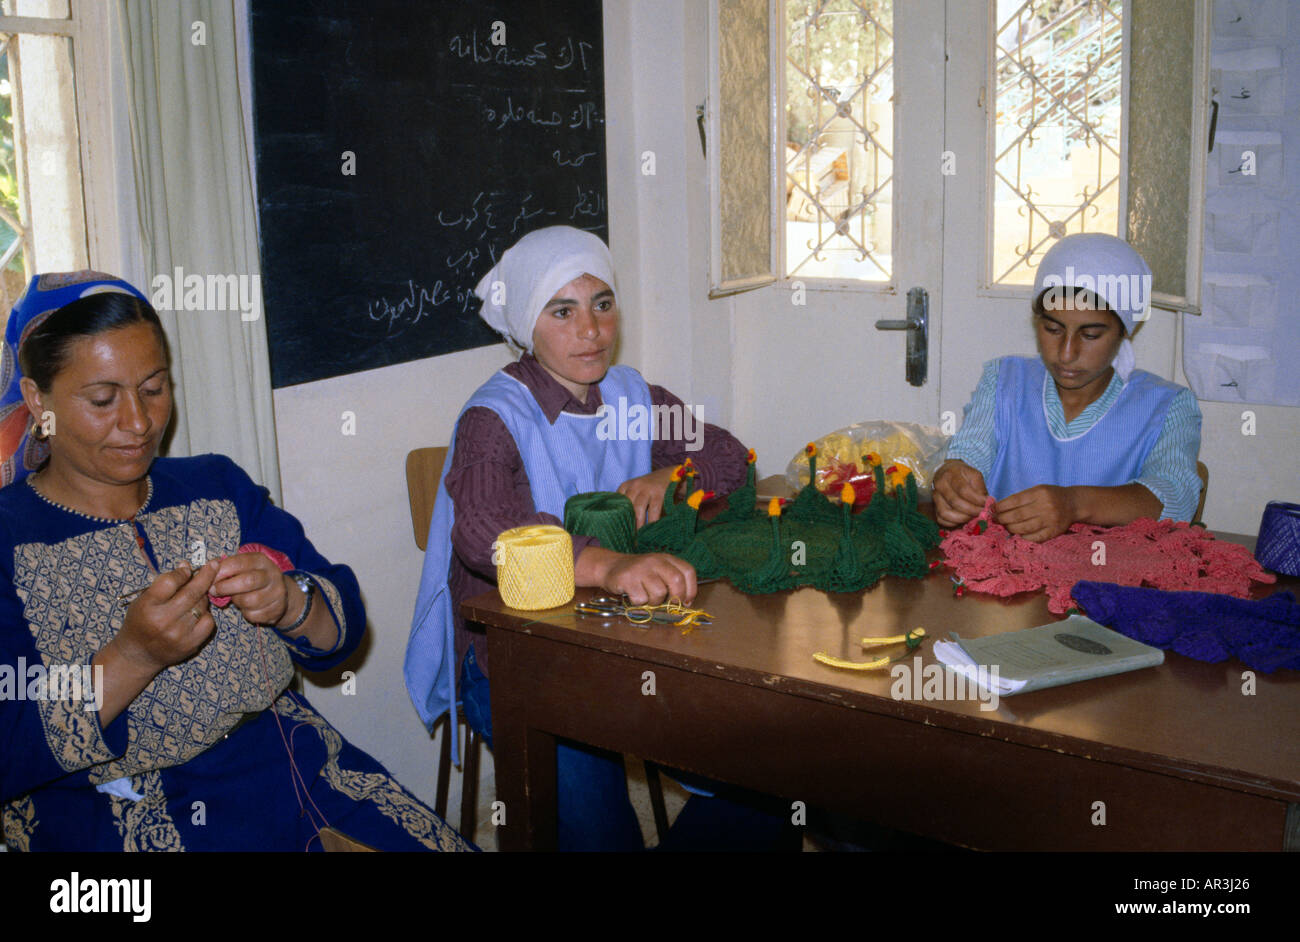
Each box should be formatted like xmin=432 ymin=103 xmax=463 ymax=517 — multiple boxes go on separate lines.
xmin=859 ymin=627 xmax=927 ymax=647
xmin=813 ymin=651 xmax=893 ymax=671
xmin=813 ymin=627 xmax=926 ymax=671
xmin=495 ymin=524 xmax=575 ymax=611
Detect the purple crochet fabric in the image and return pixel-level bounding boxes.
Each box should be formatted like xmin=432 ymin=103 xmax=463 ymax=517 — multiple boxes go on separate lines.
xmin=1073 ymin=581 xmax=1300 ymax=673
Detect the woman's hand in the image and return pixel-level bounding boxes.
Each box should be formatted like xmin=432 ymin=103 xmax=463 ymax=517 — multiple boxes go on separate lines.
xmin=617 ymin=466 xmax=679 ymax=527
xmin=211 ymin=552 xmax=299 ymax=627
xmin=92 ymin=562 xmax=221 ymax=726
xmin=576 ymin=546 xmax=698 ymax=605
xmin=113 ymin=561 xmax=220 ymax=675
xmin=995 ymin=485 xmax=1079 ymax=542
xmin=933 ymin=459 xmax=989 ymax=528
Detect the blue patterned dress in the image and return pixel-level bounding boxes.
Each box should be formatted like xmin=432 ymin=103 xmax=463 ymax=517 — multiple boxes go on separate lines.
xmin=0 ymin=454 xmax=470 ymax=852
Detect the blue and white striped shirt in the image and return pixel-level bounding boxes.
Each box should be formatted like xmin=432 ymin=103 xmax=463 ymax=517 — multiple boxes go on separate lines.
xmin=946 ymin=358 xmax=1203 ymax=521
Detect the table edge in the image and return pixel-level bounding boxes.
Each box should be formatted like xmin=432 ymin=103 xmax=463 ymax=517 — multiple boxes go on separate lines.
xmin=465 ymin=599 xmax=1300 ymax=804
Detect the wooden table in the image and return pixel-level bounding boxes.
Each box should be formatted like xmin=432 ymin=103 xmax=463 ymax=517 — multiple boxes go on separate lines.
xmin=467 ymin=534 xmax=1300 ymax=851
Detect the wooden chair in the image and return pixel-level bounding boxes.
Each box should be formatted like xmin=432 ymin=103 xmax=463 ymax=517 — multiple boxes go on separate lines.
xmin=1195 ymin=461 xmax=1209 ymax=524
xmin=407 ymin=447 xmax=448 ymax=553
xmin=406 ymin=446 xmax=483 ymax=839
xmin=405 ymin=445 xmax=671 ymax=845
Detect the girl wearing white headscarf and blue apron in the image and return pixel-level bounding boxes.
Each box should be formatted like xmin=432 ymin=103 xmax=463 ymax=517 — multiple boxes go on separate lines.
xmin=404 ymin=226 xmax=780 ymax=850
xmin=937 ymin=233 xmax=1203 ymax=541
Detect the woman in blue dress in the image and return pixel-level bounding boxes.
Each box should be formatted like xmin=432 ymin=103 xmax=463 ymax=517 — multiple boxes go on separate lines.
xmin=0 ymin=271 xmax=470 ymax=852
xmin=935 ymin=234 xmax=1202 ymax=541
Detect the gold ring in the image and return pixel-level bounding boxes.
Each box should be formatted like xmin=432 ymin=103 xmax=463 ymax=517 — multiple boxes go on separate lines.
xmin=190 ymin=607 xmax=202 ymax=621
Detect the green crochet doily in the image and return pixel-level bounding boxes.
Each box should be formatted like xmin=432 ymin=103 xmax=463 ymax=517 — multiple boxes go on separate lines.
xmin=566 ymin=455 xmax=940 ymax=595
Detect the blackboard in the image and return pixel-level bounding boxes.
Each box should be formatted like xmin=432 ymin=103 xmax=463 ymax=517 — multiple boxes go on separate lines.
xmin=250 ymin=0 xmax=607 ymax=388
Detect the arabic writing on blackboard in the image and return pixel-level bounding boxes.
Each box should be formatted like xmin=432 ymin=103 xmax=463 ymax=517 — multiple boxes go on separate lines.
xmin=253 ymin=0 xmax=608 ymax=387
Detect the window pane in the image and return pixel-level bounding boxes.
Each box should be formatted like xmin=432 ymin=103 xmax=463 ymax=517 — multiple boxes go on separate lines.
xmin=991 ymin=0 xmax=1124 ymax=286
xmin=1 ymin=1 xmax=71 ymax=19
xmin=718 ymin=0 xmax=775 ymax=289
xmin=785 ymin=0 xmax=893 ymax=281
xmin=1127 ymin=0 xmax=1193 ymax=302
xmin=0 ymin=29 xmax=86 ymax=311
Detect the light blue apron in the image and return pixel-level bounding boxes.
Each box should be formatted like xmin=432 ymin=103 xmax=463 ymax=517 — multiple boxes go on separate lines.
xmin=986 ymin=356 xmax=1180 ymax=500
xmin=404 ymin=365 xmax=654 ymax=754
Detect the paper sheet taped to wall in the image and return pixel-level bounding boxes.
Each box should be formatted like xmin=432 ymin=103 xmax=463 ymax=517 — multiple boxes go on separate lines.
xmin=1213 ymin=0 xmax=1290 ymax=40
xmin=1207 ymin=210 xmax=1279 ymax=255
xmin=1184 ymin=343 xmax=1275 ymax=402
xmin=1187 ymin=9 xmax=1297 ymax=405
xmin=1202 ymin=273 xmax=1275 ymax=328
xmin=1213 ymin=47 xmax=1284 ymax=115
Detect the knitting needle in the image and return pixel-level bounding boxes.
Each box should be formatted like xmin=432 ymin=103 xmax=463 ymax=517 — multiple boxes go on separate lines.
xmin=117 ymin=585 xmax=150 ymax=606
xmin=118 ymin=557 xmax=232 ymax=605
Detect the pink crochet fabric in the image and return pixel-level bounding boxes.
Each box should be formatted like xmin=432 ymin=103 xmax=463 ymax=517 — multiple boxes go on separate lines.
xmin=941 ymin=498 xmax=1277 ymax=613
xmin=208 ymin=542 xmax=294 ymax=607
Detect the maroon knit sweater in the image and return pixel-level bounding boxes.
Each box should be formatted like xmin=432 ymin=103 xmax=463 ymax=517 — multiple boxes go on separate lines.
xmin=446 ymin=353 xmax=749 ymax=675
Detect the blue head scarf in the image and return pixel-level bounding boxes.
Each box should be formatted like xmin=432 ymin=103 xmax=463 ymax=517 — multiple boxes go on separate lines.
xmin=1 ymin=271 xmax=150 ymax=487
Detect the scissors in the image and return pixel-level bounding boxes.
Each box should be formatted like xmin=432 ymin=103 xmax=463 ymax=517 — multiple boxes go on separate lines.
xmin=575 ymin=595 xmax=713 ymax=627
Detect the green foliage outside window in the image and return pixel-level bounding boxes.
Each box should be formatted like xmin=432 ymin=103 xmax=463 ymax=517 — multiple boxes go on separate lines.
xmin=0 ymin=47 xmax=25 ymax=273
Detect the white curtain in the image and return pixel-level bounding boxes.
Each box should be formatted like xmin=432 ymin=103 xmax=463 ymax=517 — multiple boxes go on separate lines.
xmin=116 ymin=0 xmax=281 ymax=501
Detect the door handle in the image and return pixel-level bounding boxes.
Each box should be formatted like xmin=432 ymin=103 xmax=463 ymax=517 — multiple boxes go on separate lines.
xmin=874 ymin=287 xmax=929 ymax=387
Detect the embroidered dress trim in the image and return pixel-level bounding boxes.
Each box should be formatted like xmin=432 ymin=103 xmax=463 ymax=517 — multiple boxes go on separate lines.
xmin=25 ymin=475 xmax=154 ymax=522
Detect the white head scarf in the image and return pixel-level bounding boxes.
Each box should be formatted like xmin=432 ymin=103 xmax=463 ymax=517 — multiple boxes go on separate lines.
xmin=474 ymin=226 xmax=617 ymax=353
xmin=1032 ymin=233 xmax=1152 ymax=380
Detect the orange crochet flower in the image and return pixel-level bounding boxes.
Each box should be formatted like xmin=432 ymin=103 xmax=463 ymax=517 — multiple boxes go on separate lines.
xmin=686 ymin=489 xmax=713 ymax=509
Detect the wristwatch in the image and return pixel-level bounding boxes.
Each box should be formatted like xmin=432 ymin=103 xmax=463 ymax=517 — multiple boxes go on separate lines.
xmin=278 ymin=572 xmax=315 ymax=633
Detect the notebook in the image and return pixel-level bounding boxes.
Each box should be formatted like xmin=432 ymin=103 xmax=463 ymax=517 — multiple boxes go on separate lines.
xmin=933 ymin=614 xmax=1165 ymax=697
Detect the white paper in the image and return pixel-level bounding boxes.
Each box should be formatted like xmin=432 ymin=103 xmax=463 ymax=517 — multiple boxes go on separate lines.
xmin=1216 ymin=131 xmax=1284 ymax=186
xmin=932 ymin=640 xmax=1027 ymax=696
xmin=1184 ymin=342 xmax=1276 ymax=401
xmin=1208 ymin=211 xmax=1279 ymax=255
xmin=1203 ymin=272 xmax=1275 ymax=328
xmin=1213 ymin=0 xmax=1290 ymax=39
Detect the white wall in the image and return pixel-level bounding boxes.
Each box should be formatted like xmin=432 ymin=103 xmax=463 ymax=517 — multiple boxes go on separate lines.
xmin=1172 ymin=333 xmax=1300 ymax=534
xmin=266 ymin=0 xmax=1297 ymax=820
xmin=274 ymin=346 xmax=509 ymax=813
xmin=608 ymin=0 xmax=733 ymax=428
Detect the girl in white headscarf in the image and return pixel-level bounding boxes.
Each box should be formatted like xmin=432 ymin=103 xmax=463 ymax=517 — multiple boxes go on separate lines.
xmin=936 ymin=233 xmax=1203 ymax=541
xmin=406 ymin=226 xmax=758 ymax=850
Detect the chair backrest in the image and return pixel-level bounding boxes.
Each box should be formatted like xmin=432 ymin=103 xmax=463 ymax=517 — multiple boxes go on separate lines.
xmin=1195 ymin=460 xmax=1209 ymax=524
xmin=406 ymin=447 xmax=449 ymax=551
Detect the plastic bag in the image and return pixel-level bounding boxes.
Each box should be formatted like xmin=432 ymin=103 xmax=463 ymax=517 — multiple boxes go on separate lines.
xmin=785 ymin=420 xmax=950 ymax=504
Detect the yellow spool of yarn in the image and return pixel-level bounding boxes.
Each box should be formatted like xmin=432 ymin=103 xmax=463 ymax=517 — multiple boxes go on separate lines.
xmin=494 ymin=524 xmax=575 ymax=610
